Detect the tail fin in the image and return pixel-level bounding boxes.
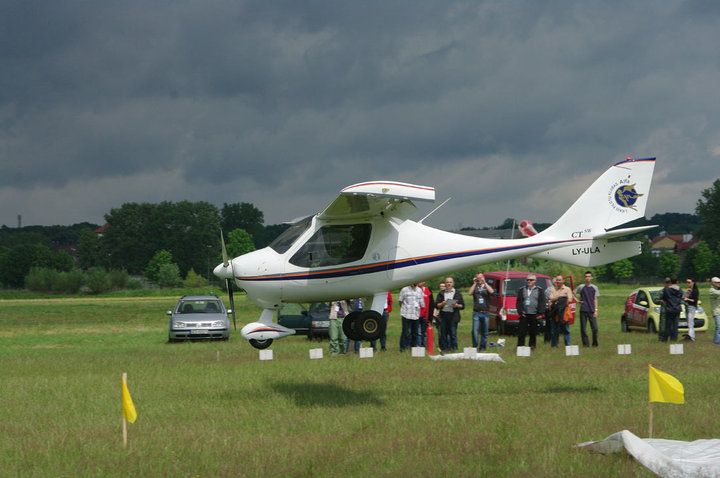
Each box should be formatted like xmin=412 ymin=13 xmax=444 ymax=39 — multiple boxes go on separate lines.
xmin=531 ymin=157 xmax=656 ymax=266
xmin=538 ymin=157 xmax=656 ymax=240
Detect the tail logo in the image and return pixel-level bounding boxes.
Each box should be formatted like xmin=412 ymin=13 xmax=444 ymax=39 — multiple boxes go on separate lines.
xmin=609 ymin=180 xmax=644 ymax=212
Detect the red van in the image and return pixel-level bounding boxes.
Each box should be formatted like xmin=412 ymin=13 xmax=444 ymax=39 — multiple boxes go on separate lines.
xmin=483 ymin=271 xmax=576 ymax=335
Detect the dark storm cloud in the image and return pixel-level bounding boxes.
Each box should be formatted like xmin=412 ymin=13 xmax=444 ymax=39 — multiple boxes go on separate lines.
xmin=1 ymin=1 xmax=719 ymax=228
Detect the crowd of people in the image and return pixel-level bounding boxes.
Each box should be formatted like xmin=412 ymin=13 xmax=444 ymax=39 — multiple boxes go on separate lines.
xmin=658 ymin=275 xmax=720 ymax=346
xmin=326 ymin=272 xmax=720 ymax=355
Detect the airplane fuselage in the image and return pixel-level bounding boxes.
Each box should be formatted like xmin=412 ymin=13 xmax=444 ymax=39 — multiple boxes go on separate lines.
xmin=227 ymin=215 xmax=582 ymax=308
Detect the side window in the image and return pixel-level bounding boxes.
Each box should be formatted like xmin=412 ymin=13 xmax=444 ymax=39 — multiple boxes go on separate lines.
xmin=636 ymin=290 xmax=647 ymax=306
xmin=486 ymin=278 xmax=499 ymax=296
xmin=290 ymin=224 xmax=371 ymax=268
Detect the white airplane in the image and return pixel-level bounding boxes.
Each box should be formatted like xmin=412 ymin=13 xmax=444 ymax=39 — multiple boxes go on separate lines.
xmin=215 ymin=157 xmax=656 ymax=349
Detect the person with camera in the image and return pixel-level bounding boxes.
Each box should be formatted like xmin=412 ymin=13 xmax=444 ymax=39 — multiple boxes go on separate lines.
xmin=468 ymin=273 xmax=494 ymax=351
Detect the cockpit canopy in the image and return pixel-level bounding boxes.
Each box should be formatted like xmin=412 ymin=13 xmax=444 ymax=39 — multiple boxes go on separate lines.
xmin=268 ymin=216 xmax=372 ymax=268
xmin=289 ymin=223 xmax=371 ymax=268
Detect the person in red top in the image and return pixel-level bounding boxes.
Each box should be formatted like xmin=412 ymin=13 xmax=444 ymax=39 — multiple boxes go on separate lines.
xmin=370 ymin=291 xmax=393 ymax=351
xmin=418 ymin=281 xmax=433 ymax=347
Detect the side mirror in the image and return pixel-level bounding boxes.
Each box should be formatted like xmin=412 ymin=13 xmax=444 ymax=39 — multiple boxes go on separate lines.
xmin=639 ymin=300 xmax=648 ymax=307
xmin=302 ymin=310 xmax=308 ymax=316
xmin=226 ymin=309 xmax=233 ymax=315
xmin=166 ymin=310 xmax=172 ymax=316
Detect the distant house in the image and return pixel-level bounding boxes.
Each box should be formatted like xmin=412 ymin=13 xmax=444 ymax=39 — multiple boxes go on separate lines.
xmin=649 ymin=232 xmax=697 ymax=258
xmin=93 ymin=224 xmax=108 ymax=237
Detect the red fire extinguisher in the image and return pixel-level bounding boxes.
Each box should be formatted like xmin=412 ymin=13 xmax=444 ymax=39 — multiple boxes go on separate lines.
xmin=426 ymin=320 xmax=434 ymax=355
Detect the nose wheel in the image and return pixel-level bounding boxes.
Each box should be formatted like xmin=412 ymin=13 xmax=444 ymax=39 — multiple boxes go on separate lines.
xmin=249 ymin=338 xmax=273 ymax=349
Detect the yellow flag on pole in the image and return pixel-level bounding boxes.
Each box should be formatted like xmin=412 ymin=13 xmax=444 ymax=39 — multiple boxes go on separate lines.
xmin=122 ymin=376 xmax=138 ymax=423
xmin=649 ymin=365 xmax=684 ymax=404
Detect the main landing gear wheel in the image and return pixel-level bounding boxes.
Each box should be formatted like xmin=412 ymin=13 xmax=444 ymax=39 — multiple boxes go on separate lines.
xmin=249 ymin=338 xmax=273 ymax=350
xmin=356 ymin=310 xmax=384 ymax=341
xmin=343 ymin=312 xmax=362 ymax=341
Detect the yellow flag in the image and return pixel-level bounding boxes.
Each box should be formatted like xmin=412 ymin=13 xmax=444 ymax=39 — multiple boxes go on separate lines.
xmin=649 ymin=365 xmax=684 ymax=404
xmin=122 ymin=377 xmax=138 ymax=423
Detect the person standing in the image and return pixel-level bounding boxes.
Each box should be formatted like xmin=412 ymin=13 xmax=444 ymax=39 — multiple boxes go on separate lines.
xmin=469 ymin=273 xmax=494 ymax=351
xmin=548 ymin=275 xmax=573 ymax=347
xmin=399 ymin=284 xmax=424 ymax=351
xmin=660 ymin=276 xmax=683 ymax=342
xmin=418 ymin=281 xmax=433 ymax=347
xmin=709 ymin=277 xmax=720 ymax=345
xmin=328 ymin=300 xmax=348 ymax=356
xmin=574 ymin=271 xmax=600 ymax=347
xmin=516 ymin=274 xmax=546 ymax=349
xmin=682 ymin=278 xmax=699 ymax=342
xmin=436 ymin=277 xmax=464 ymax=352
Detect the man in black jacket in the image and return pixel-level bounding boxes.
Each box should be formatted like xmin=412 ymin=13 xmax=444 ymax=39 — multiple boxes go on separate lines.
xmin=435 ymin=277 xmax=464 ymax=352
xmin=516 ymin=274 xmax=547 ymax=349
xmin=660 ymin=276 xmax=683 ymax=342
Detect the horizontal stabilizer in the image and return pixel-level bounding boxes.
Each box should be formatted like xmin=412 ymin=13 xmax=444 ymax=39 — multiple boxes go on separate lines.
xmin=530 ymin=240 xmax=641 ymax=267
xmin=593 ymin=225 xmax=658 ymax=240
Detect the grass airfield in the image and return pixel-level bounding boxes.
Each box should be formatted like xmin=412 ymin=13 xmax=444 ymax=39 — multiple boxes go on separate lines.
xmin=2 ymin=284 xmax=718 ymax=477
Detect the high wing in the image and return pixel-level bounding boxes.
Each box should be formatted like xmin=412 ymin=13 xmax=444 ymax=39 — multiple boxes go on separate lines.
xmin=318 ymin=180 xmax=435 ymax=221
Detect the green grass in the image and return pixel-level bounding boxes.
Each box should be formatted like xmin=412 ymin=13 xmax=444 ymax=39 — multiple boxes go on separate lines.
xmin=1 ymin=284 xmax=717 ymax=477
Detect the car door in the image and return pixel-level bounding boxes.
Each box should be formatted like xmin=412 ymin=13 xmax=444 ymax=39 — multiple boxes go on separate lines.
xmin=486 ymin=276 xmax=500 ymax=330
xmin=632 ymin=290 xmax=649 ymax=327
xmin=277 ymin=303 xmax=310 ymax=334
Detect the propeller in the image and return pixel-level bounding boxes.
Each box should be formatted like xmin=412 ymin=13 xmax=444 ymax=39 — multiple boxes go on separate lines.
xmin=221 ymin=231 xmax=237 ymax=331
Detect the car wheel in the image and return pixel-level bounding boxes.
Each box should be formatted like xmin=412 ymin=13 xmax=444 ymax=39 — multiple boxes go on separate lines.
xmin=249 ymin=338 xmax=273 ymax=349
xmin=621 ymin=316 xmax=629 ymax=332
xmin=647 ymin=319 xmax=656 ymax=334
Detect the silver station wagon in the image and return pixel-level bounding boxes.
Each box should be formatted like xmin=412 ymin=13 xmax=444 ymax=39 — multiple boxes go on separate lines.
xmin=167 ymin=295 xmax=231 ymax=342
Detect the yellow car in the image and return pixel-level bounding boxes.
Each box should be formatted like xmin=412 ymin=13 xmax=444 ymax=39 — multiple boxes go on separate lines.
xmin=621 ymin=287 xmax=708 ymax=333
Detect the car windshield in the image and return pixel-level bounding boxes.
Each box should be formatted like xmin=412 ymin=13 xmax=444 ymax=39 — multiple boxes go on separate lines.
xmin=501 ymin=277 xmax=552 ymax=296
xmin=309 ymin=302 xmax=330 ymax=316
xmin=279 ymin=303 xmax=305 ymax=315
xmin=649 ymin=290 xmax=661 ymax=303
xmin=289 ymin=224 xmax=371 ymax=268
xmin=177 ymin=300 xmax=223 ymax=314
xmin=268 ymin=216 xmax=313 ymax=254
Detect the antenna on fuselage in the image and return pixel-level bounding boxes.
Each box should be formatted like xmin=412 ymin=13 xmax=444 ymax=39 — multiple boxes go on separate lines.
xmin=418 ymin=197 xmax=451 ymax=224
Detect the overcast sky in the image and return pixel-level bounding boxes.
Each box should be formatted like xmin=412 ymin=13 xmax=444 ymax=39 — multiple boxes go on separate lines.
xmin=2 ymin=1 xmax=719 ymax=232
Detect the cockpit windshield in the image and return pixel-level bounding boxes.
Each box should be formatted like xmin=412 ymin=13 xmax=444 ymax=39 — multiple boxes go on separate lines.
xmin=268 ymin=216 xmax=313 ymax=254
xmin=289 ymin=223 xmax=371 ymax=268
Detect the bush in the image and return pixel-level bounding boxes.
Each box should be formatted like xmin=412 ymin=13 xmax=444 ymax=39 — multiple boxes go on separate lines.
xmin=145 ymin=250 xmax=173 ymax=283
xmin=25 ymin=267 xmax=85 ymax=294
xmin=54 ymin=270 xmax=85 ymax=294
xmin=184 ymin=268 xmax=207 ymax=288
xmin=157 ymin=263 xmax=181 ymax=288
xmin=86 ymin=267 xmax=111 ymax=294
xmin=108 ymin=269 xmax=129 ymax=289
xmin=25 ymin=267 xmax=58 ymax=292
xmin=126 ymin=278 xmax=143 ymax=290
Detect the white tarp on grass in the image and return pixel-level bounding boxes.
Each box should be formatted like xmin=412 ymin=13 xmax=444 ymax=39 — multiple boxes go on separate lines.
xmin=428 ymin=352 xmax=505 ymax=363
xmin=576 ymin=429 xmax=720 ymax=478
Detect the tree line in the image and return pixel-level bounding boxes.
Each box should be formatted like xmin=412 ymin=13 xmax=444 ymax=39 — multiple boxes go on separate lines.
xmin=0 ymin=201 xmax=289 ymax=290
xmin=1 ymin=179 xmax=719 ymax=291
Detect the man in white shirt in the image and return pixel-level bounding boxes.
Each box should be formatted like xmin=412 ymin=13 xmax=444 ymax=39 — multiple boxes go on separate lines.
xmin=399 ymin=283 xmax=424 ymax=351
